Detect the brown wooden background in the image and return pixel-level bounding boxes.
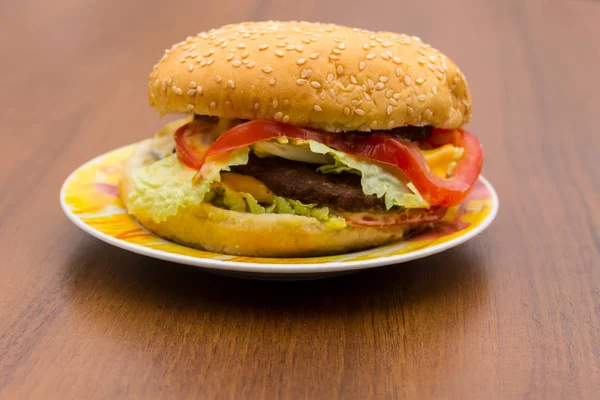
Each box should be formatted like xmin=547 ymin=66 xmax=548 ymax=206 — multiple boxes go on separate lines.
xmin=1 ymin=0 xmax=599 ymax=398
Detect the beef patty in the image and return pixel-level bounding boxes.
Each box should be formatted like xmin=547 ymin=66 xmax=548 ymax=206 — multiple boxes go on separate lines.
xmin=232 ymin=155 xmax=386 ymax=212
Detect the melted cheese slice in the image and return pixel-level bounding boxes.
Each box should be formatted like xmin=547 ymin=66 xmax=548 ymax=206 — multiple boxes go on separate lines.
xmin=422 ymin=144 xmax=463 ymax=178
xmin=220 ymin=172 xmax=275 ymax=203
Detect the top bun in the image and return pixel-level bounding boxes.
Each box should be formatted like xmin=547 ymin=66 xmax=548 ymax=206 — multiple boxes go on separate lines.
xmin=148 ymin=21 xmax=471 ymax=132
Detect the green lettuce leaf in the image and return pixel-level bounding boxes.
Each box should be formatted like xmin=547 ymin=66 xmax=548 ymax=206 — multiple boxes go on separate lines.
xmin=306 ymin=140 xmax=428 ymax=209
xmin=128 ymin=148 xmax=249 ymax=223
xmin=238 ymin=192 xmax=346 ymax=229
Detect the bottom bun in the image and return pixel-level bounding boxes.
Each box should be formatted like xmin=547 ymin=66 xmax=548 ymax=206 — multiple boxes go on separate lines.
xmin=120 ymin=138 xmax=430 ymax=257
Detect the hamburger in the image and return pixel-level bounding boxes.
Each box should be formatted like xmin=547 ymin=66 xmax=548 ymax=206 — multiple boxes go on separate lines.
xmin=120 ymin=21 xmax=483 ymax=257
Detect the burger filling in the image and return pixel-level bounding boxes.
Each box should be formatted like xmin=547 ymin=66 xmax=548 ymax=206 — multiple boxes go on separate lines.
xmin=127 ymin=116 xmax=482 ymax=229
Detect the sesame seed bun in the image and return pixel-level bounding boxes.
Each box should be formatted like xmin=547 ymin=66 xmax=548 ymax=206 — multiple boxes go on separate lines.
xmin=120 ymin=136 xmax=425 ymax=257
xmin=148 ymin=21 xmax=471 ymax=132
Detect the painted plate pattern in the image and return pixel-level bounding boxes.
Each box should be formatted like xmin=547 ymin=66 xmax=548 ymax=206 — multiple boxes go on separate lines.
xmin=60 ymin=145 xmax=498 ymax=274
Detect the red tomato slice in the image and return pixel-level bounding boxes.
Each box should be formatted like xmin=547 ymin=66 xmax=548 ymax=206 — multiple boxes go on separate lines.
xmin=174 ymin=117 xmax=222 ymax=169
xmin=179 ymin=119 xmax=482 ymax=207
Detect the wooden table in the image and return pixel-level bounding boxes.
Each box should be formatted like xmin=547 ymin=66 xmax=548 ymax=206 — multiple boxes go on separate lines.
xmin=1 ymin=0 xmax=599 ymax=398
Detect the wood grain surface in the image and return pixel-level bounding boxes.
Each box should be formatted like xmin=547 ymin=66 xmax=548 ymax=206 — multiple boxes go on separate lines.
xmin=1 ymin=0 xmax=599 ymax=398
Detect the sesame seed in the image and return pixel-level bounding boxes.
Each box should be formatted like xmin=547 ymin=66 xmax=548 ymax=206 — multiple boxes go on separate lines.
xmin=296 ymin=79 xmax=307 ymax=85
xmin=187 ymin=89 xmax=196 ymax=96
xmin=283 ymin=115 xmax=290 ymax=123
xmin=226 ymin=53 xmax=235 ymax=61
xmin=286 ymin=44 xmax=295 ymax=50
xmin=215 ymin=74 xmax=222 ymax=83
xmin=276 ymin=50 xmax=284 ymax=57
xmin=259 ymin=44 xmax=269 ymax=50
xmin=380 ymin=52 xmax=390 ymax=60
xmin=188 ymin=64 xmax=194 ymax=72
xmin=387 ymin=105 xmax=393 ymax=115
xmin=374 ymin=82 xmax=385 ymax=90
xmin=302 ymin=38 xmax=311 ymax=44
xmin=320 ymin=90 xmax=327 ymax=99
xmin=337 ymin=65 xmax=344 ymax=75
xmin=313 ymin=105 xmax=322 ymax=112
xmin=180 ymin=58 xmax=186 ymax=63
xmin=283 ymin=99 xmax=290 ymax=108
xmin=197 ymin=86 xmax=203 ymax=95
xmin=363 ymin=44 xmax=370 ymax=50
xmin=277 ymin=41 xmax=286 ymax=47
xmin=220 ymin=41 xmax=228 ymax=48
xmin=418 ymin=57 xmax=427 ymax=65
xmin=326 ymin=74 xmax=334 ymax=83
xmin=247 ymin=61 xmax=255 ymax=68
xmin=232 ymin=60 xmax=241 ymax=67
xmin=311 ymin=81 xmax=321 ymax=89
xmin=336 ymin=94 xmax=344 ymax=104
xmin=379 ymin=76 xmax=389 ymax=83
xmin=385 ymin=89 xmax=393 ymax=98
xmin=437 ymin=73 xmax=444 ymax=81
xmin=329 ymin=54 xmax=340 ymax=61
xmin=363 ymin=92 xmax=371 ymax=101
xmin=366 ymin=53 xmax=376 ymax=60
xmin=351 ymin=100 xmax=360 ymax=106
xmin=199 ymin=60 xmax=206 ymax=67
xmin=370 ymin=121 xmax=378 ymax=129
xmin=269 ymin=78 xmax=277 ymax=85
xmin=432 ymin=86 xmax=438 ymax=95
xmin=309 ymin=52 xmax=319 ymax=59
xmin=355 ymin=108 xmax=365 ymax=116
xmin=393 ymin=57 xmax=402 ymax=64
xmin=388 ymin=120 xmax=395 ymax=129
xmin=203 ymin=49 xmax=215 ymax=56
xmin=274 ymin=112 xmax=283 ymax=120
xmin=403 ymin=76 xmax=412 ymax=85
xmin=295 ymin=44 xmax=303 ymax=51
xmin=297 ymin=58 xmax=307 ymax=65
xmin=272 ymin=98 xmax=279 ymax=108
xmin=415 ymin=77 xmax=425 ymax=85
xmin=395 ymin=67 xmax=403 ymax=77
xmin=237 ymin=43 xmax=246 ymax=49
xmin=462 ymin=99 xmax=470 ymax=106
xmin=338 ymin=43 xmax=346 ymax=50
xmin=350 ymin=75 xmax=358 ymax=84
xmin=161 ymin=81 xmax=166 ymax=91
xmin=332 ymin=48 xmax=342 ymax=55
xmin=254 ymin=102 xmax=260 ymax=110
xmin=167 ymin=77 xmax=173 ymax=85
xmin=206 ymin=58 xmax=214 ymax=65
xmin=367 ymin=79 xmax=375 ymax=89
xmin=429 ymin=55 xmax=437 ymax=63
xmin=209 ymin=101 xmax=216 ymax=108
xmin=241 ymin=59 xmax=249 ymax=65
xmin=241 ymin=52 xmax=249 ymax=59
xmin=186 ymin=104 xmax=195 ymax=111
xmin=359 ymin=61 xmax=366 ymax=71
xmin=424 ymin=109 xmax=433 ymax=119
xmin=418 ymin=94 xmax=426 ymax=102
xmin=343 ymin=107 xmax=351 ymax=116
xmin=390 ymin=98 xmax=399 ymax=106
xmin=227 ymin=80 xmax=235 ymax=88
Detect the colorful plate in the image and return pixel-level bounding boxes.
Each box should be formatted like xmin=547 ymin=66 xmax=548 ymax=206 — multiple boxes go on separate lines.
xmin=60 ymin=144 xmax=498 ymax=279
